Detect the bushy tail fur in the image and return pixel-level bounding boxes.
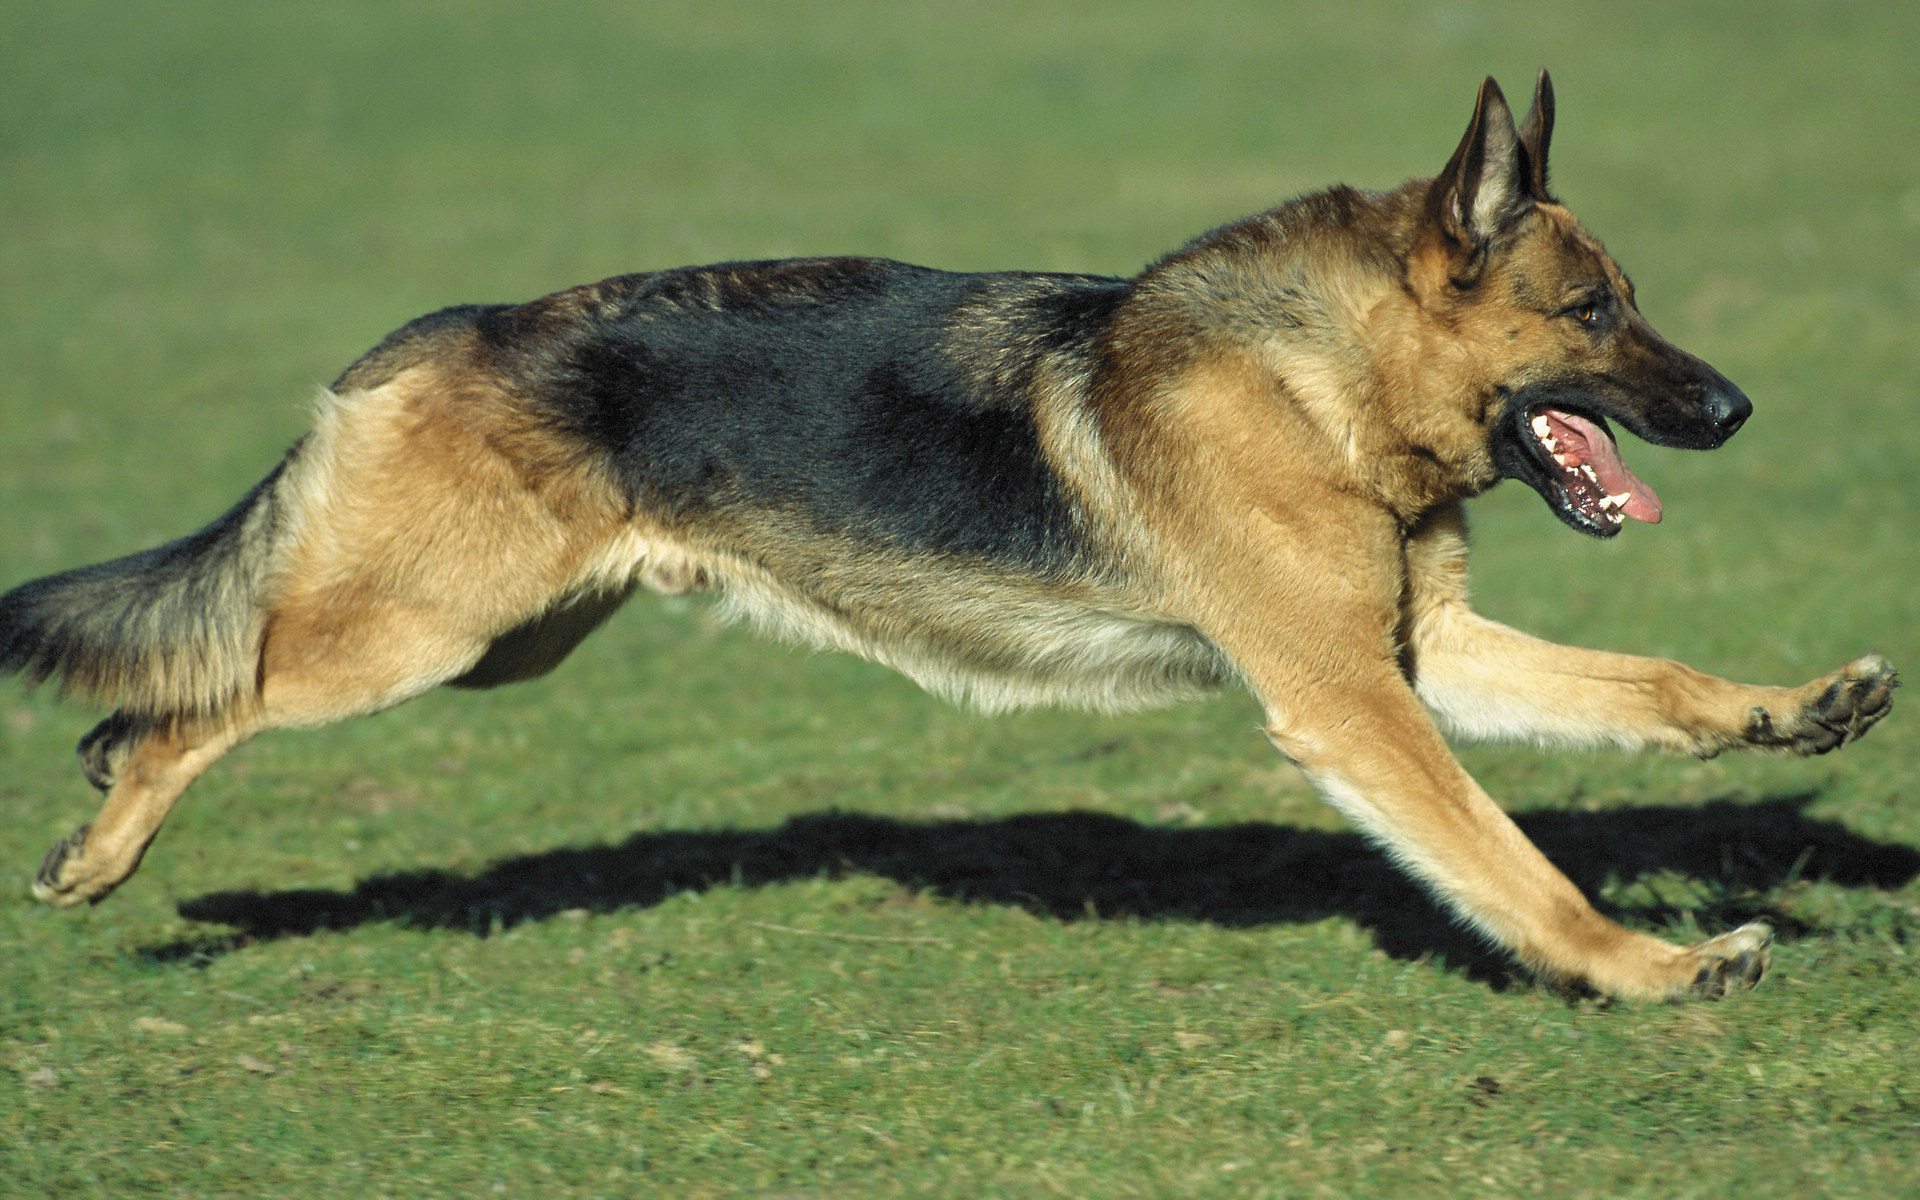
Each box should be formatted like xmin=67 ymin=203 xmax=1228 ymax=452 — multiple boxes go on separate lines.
xmin=0 ymin=450 xmax=299 ymax=719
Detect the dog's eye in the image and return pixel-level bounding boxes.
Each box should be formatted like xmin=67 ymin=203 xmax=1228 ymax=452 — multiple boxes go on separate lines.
xmin=1567 ymin=293 xmax=1609 ymax=329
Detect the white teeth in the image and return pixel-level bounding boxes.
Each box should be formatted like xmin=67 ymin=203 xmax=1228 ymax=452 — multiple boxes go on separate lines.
xmin=1554 ymin=453 xmax=1578 ymax=468
xmin=1532 ymin=416 xmax=1569 ymax=459
xmin=1602 ymin=492 xmax=1632 ymax=510
xmin=1579 ymin=464 xmax=1600 ymax=484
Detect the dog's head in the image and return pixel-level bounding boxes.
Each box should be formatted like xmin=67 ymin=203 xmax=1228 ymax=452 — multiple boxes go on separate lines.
xmin=1421 ymin=71 xmax=1751 ymax=538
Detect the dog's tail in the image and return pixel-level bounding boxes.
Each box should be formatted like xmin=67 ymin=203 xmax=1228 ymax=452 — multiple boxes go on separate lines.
xmin=0 ymin=448 xmax=304 ymax=720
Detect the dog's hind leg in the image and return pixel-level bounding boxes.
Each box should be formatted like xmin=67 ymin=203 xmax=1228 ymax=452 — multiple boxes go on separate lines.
xmin=33 ymin=578 xmax=590 ymax=907
xmin=36 ymin=594 xmax=495 ymax=906
xmin=36 ymin=715 xmax=256 ymax=906
xmin=32 ymin=367 xmax=643 ymax=905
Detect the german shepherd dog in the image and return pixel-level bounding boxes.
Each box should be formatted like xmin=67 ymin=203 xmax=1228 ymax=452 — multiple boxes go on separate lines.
xmin=0 ymin=73 xmax=1895 ymax=999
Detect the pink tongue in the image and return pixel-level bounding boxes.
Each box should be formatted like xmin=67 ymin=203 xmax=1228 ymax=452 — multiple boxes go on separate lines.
xmin=1552 ymin=412 xmax=1663 ymax=523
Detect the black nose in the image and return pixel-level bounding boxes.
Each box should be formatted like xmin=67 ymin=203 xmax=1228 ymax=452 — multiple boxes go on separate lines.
xmin=1705 ymin=386 xmax=1752 ymax=439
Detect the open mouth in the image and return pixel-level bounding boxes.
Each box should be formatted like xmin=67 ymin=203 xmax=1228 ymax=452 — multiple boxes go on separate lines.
xmin=1523 ymin=406 xmax=1662 ymax=535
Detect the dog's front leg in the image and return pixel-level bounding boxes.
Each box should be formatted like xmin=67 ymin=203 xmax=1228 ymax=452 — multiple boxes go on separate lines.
xmin=1400 ymin=506 xmax=1897 ymax=756
xmin=1249 ymin=652 xmax=1771 ymax=1000
xmin=1188 ymin=514 xmax=1767 ymax=998
xmin=1411 ymin=606 xmax=1895 ymax=758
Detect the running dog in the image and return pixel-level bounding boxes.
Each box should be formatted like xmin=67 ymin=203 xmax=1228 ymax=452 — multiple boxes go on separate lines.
xmin=1 ymin=72 xmax=1894 ymax=999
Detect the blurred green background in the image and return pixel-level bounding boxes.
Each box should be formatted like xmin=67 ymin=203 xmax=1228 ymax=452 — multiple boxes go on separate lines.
xmin=2 ymin=2 xmax=1916 ymax=1196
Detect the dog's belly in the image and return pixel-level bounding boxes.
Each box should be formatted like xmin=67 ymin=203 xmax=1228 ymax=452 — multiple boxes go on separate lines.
xmin=572 ymin=525 xmax=1232 ymax=714
xmin=715 ymin=563 xmax=1236 ymax=714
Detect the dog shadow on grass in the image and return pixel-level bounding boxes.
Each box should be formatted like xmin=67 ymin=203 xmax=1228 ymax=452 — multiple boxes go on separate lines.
xmin=157 ymin=791 xmax=1919 ymax=988
xmin=153 ymin=787 xmax=1920 ymax=983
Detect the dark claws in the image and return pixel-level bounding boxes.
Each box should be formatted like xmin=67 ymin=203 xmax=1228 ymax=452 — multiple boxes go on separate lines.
xmin=34 ymin=824 xmax=89 ymax=898
xmin=1688 ymin=924 xmax=1773 ymax=1000
xmin=1751 ymin=656 xmax=1896 ymax=756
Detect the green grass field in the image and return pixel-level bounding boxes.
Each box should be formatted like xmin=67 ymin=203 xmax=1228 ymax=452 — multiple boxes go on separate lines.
xmin=3 ymin=2 xmax=1917 ymax=1196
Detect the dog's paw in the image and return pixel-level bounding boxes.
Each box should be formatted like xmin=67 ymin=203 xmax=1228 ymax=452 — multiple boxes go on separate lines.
xmin=75 ymin=712 xmax=147 ymax=794
xmin=1682 ymin=922 xmax=1773 ymax=1000
xmin=1745 ymin=654 xmax=1897 ymax=756
xmin=32 ymin=824 xmax=112 ymax=908
xmin=77 ymin=726 xmax=122 ymax=794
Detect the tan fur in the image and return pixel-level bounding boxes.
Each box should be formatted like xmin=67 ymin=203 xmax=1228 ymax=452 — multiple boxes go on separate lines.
xmin=1074 ymin=82 xmax=1891 ymax=999
xmin=259 ymin=368 xmax=630 ymax=723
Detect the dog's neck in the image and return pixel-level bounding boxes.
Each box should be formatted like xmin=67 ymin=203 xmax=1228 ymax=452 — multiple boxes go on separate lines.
xmin=1117 ymin=182 xmax=1503 ymax=527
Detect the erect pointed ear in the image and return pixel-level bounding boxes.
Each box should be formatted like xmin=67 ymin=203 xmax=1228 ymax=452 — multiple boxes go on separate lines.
xmin=1431 ymin=76 xmax=1529 ymax=259
xmin=1516 ymin=69 xmax=1555 ymax=201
